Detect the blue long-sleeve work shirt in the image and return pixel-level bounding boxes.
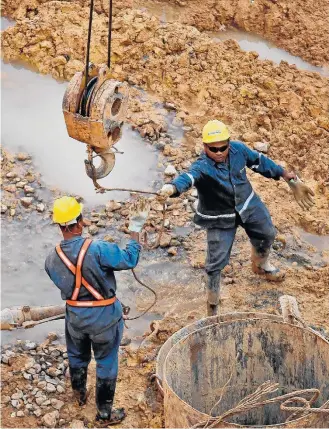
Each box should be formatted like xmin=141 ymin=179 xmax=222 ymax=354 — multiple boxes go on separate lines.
xmin=172 ymin=141 xmax=284 ymax=229
xmin=45 ymin=237 xmax=141 ymax=332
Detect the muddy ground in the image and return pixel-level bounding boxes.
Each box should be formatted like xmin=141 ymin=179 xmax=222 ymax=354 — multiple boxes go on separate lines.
xmin=1 ymin=0 xmax=329 ymax=427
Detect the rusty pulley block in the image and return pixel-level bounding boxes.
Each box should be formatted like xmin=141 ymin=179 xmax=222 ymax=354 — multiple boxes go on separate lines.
xmin=62 ymin=63 xmax=129 ymax=179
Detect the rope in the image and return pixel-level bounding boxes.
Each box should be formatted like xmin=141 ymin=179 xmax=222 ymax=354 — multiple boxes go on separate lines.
xmin=107 ymin=0 xmax=113 ymax=68
xmin=84 ymin=0 xmax=94 ymax=90
xmin=124 ymin=269 xmax=157 ymax=321
xmin=193 ymin=381 xmax=329 ymax=428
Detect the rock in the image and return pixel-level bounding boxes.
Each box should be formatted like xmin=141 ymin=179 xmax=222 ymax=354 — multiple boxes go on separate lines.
xmin=25 ymin=357 xmax=36 ymax=370
xmin=1 ymin=355 xmax=9 ymax=364
xmin=56 ymin=385 xmax=65 ymax=394
xmin=11 ymin=391 xmax=23 ymax=400
xmin=46 ymin=383 xmax=56 ymax=393
xmin=45 ymin=375 xmax=59 ymax=385
xmin=41 ymin=400 xmax=51 ymax=407
xmin=11 ymin=412 xmax=16 ymax=418
xmin=17 ymin=411 xmax=25 ymax=417
xmin=34 ymin=364 xmax=42 ymax=373
xmin=42 ymin=411 xmax=59 ymax=428
xmin=36 ymin=395 xmax=47 ymax=406
xmin=70 ymin=419 xmax=85 ymax=428
xmin=37 ymin=381 xmax=47 ymax=389
xmin=34 ymin=408 xmax=42 ymax=417
xmin=242 ymin=131 xmax=259 ymax=143
xmin=6 ymin=172 xmax=17 ymax=179
xmin=106 ymin=201 xmax=122 ymax=212
xmin=25 ymin=404 xmax=34 ymax=411
xmin=47 ymin=332 xmax=58 ymax=342
xmin=47 ymin=367 xmax=61 ymax=377
xmin=35 ymin=203 xmax=45 ymax=213
xmin=1 ymin=204 xmax=8 ymax=214
xmin=16 ymin=180 xmax=28 ymax=188
xmin=164 ymin=165 xmax=177 ymax=176
xmin=4 ymin=184 xmax=17 ymax=193
xmin=20 ymin=197 xmax=33 ymax=208
xmin=23 ymin=372 xmax=33 ymax=381
xmin=11 ymin=400 xmax=22 ymax=409
xmin=23 ymin=340 xmax=37 ymax=351
xmin=51 ymin=399 xmax=64 ymax=410
xmin=88 ymin=225 xmax=99 ymax=236
xmin=10 ymin=208 xmax=16 ymax=216
xmin=2 ymin=395 xmax=11 ymax=404
xmin=160 ymin=233 xmax=172 ymax=248
xmin=253 ymin=141 xmax=270 ymax=153
xmin=96 ymin=219 xmax=107 ymax=228
xmin=168 ymin=246 xmax=177 ymax=256
xmin=24 ymin=185 xmax=35 ymax=194
xmin=16 ymin=153 xmax=31 ymax=161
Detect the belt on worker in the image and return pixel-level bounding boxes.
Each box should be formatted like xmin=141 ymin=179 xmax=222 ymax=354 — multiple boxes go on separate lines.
xmin=56 ymin=238 xmax=116 ymax=308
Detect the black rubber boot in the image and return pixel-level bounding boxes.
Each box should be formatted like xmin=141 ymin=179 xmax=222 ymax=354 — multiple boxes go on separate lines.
xmin=70 ymin=367 xmax=88 ymax=406
xmin=207 ymin=272 xmax=221 ymax=316
xmin=96 ymin=377 xmax=126 ymax=424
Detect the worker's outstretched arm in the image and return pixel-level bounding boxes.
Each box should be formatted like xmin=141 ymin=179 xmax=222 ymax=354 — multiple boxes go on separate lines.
xmin=243 ymin=144 xmax=285 ymax=180
xmin=98 ymin=240 xmax=142 ymax=271
xmin=159 ymin=161 xmax=202 ymax=198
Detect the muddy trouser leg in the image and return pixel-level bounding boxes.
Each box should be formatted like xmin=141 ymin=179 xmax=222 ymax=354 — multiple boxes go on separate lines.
xmin=65 ymin=321 xmax=91 ymax=405
xmin=90 ymin=319 xmax=125 ymax=421
xmin=205 ymin=227 xmax=237 ymax=315
xmin=242 ymin=204 xmax=276 ymax=265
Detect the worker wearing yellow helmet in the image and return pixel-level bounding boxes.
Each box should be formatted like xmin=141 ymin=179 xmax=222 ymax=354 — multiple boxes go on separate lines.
xmin=160 ymin=120 xmax=314 ymax=316
xmin=45 ymin=196 xmax=149 ymax=423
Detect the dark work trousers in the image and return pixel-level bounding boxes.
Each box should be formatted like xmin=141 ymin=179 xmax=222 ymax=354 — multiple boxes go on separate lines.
xmin=65 ymin=317 xmax=124 ymax=380
xmin=205 ymin=206 xmax=276 ymax=278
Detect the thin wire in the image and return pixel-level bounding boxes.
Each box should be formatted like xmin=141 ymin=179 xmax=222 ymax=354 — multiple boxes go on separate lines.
xmin=107 ymin=0 xmax=113 ymax=68
xmin=85 ymin=0 xmax=95 ymax=90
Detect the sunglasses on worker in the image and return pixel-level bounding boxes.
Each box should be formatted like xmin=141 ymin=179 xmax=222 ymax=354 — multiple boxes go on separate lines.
xmin=208 ymin=144 xmax=229 ymax=153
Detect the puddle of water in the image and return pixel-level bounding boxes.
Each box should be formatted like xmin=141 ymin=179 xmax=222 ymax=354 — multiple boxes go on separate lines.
xmin=1 ymin=22 xmax=160 ymax=205
xmin=139 ymin=1 xmax=180 ymax=23
xmin=210 ymin=29 xmax=329 ymax=76
xmin=1 ymin=17 xmax=15 ymax=30
xmin=298 ymin=229 xmax=329 ymax=252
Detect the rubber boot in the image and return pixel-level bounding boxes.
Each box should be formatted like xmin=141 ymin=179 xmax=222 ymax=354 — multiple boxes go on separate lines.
xmin=70 ymin=367 xmax=87 ymax=406
xmin=207 ymin=272 xmax=221 ymax=316
xmin=251 ymin=247 xmax=285 ymax=282
xmin=96 ymin=377 xmax=126 ymax=424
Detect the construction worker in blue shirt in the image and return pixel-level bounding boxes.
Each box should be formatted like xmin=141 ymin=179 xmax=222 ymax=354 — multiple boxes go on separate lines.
xmin=160 ymin=120 xmax=314 ymax=316
xmin=45 ymin=196 xmax=149 ymax=423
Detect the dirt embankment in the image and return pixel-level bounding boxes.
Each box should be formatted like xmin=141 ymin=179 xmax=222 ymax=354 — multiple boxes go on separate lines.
xmin=1 ymin=1 xmax=329 ymax=427
xmin=3 ymin=0 xmax=329 ymax=67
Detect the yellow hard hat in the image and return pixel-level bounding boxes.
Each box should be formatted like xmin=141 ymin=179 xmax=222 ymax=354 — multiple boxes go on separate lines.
xmin=202 ymin=120 xmax=230 ymax=144
xmin=52 ymin=196 xmax=83 ymax=225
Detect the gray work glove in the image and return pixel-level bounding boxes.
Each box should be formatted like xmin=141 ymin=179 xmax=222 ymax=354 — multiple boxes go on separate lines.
xmin=288 ymin=176 xmax=315 ymax=210
xmin=158 ymin=184 xmax=176 ymax=198
xmin=128 ymin=197 xmax=150 ymax=232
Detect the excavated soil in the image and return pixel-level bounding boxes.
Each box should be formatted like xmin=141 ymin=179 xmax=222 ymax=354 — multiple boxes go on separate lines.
xmin=1 ymin=0 xmax=329 ymax=427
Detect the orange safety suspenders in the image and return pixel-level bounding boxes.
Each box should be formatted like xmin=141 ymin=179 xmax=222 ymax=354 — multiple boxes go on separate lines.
xmin=55 ymin=239 xmax=116 ymax=307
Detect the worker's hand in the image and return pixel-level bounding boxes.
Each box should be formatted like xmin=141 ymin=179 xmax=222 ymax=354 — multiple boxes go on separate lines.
xmin=128 ymin=197 xmax=150 ymax=233
xmin=158 ymin=184 xmax=176 ymax=198
xmin=282 ymin=170 xmax=297 ymax=182
xmin=288 ymin=176 xmax=315 ymax=210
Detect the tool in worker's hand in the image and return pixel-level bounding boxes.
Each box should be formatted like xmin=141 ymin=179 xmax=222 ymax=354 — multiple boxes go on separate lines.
xmin=288 ymin=176 xmax=315 ymax=210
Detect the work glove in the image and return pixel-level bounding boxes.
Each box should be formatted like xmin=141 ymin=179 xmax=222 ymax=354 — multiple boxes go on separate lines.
xmin=288 ymin=176 xmax=315 ymax=210
xmin=128 ymin=197 xmax=150 ymax=232
xmin=158 ymin=184 xmax=176 ymax=198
